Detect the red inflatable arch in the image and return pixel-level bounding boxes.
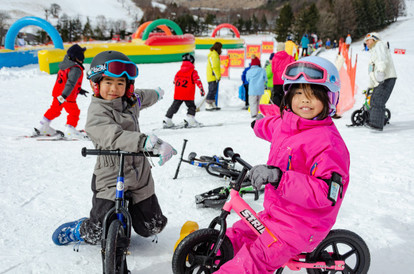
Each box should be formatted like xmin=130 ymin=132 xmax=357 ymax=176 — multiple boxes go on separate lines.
xmin=132 ymin=21 xmax=173 ymax=39
xmin=211 ymin=23 xmax=240 ymax=38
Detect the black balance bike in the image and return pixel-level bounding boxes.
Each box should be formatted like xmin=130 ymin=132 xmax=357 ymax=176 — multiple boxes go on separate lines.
xmin=349 ymin=88 xmax=391 ymax=127
xmin=81 ymin=148 xmax=157 ymax=274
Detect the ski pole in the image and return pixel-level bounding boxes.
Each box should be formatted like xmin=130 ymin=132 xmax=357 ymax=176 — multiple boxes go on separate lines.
xmin=173 ymin=139 xmax=188 ymax=179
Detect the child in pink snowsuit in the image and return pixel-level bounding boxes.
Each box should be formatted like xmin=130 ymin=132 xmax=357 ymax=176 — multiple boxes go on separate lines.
xmin=217 ymin=56 xmax=350 ymax=273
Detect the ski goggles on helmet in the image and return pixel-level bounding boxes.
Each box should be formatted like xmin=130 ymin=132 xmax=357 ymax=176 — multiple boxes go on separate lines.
xmin=282 ymin=61 xmax=328 ymax=83
xmin=87 ymin=59 xmax=139 ymax=80
xmin=364 ymin=33 xmax=379 ymax=42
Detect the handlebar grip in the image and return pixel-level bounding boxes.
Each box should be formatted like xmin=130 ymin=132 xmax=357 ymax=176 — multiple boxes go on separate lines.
xmin=223 ymin=147 xmax=240 ymax=162
xmin=223 ymin=147 xmax=252 ymax=170
xmin=81 ymin=147 xmax=158 ymax=157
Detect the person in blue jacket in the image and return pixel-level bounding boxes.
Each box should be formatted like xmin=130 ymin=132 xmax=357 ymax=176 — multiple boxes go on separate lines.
xmin=241 ymin=61 xmax=252 ymax=110
xmin=301 ymin=34 xmax=310 ymax=56
xmin=246 ymin=57 xmax=267 ymax=118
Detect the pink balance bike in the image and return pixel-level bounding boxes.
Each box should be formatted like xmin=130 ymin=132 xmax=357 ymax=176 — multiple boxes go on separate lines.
xmin=172 ymin=147 xmax=371 ymax=274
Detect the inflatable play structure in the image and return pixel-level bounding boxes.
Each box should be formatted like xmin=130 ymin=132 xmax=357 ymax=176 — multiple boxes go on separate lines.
xmin=0 ymin=16 xmax=63 ymax=69
xmin=0 ymin=17 xmax=195 ymax=74
xmin=195 ymin=24 xmax=244 ymax=49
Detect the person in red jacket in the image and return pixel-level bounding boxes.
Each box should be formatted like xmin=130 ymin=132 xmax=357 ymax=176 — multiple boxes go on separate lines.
xmin=163 ymin=53 xmax=205 ymax=128
xmin=33 ymin=44 xmax=89 ymax=139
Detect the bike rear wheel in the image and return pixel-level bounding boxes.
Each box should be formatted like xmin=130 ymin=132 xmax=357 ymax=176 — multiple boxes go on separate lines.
xmin=306 ymin=229 xmax=370 ymax=274
xmin=351 ymin=109 xmax=366 ymax=126
xmin=104 ymin=220 xmax=129 ymax=274
xmin=172 ymin=228 xmax=234 ymax=274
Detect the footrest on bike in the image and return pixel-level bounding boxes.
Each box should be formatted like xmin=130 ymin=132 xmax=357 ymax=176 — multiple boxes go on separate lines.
xmin=195 ymin=187 xmax=229 ymax=208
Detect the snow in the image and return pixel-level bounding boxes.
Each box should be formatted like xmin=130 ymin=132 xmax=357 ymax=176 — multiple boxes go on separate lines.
xmin=1 ymin=1 xmax=414 ymax=274
xmin=0 ymin=0 xmax=142 ymax=32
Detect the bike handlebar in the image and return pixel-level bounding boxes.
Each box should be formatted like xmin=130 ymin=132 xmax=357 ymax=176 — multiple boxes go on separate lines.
xmin=223 ymin=147 xmax=252 ymax=170
xmin=81 ymin=147 xmax=158 ymax=157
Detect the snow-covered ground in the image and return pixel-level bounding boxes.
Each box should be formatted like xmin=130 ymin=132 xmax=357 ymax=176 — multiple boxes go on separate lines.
xmin=0 ymin=0 xmax=143 ymax=33
xmin=1 ymin=1 xmax=414 ymax=273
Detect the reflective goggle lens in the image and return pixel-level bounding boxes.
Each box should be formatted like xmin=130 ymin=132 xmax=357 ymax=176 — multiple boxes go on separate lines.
xmin=284 ymin=62 xmax=326 ymax=81
xmin=106 ymin=60 xmax=138 ymax=79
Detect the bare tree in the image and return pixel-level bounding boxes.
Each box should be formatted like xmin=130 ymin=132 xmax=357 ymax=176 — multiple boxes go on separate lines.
xmin=0 ymin=11 xmax=11 ymax=46
xmin=50 ymin=3 xmax=61 ymax=18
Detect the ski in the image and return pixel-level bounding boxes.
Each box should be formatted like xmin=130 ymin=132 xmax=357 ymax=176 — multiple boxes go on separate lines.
xmin=17 ymin=129 xmax=64 ymax=140
xmin=154 ymin=122 xmax=223 ymax=131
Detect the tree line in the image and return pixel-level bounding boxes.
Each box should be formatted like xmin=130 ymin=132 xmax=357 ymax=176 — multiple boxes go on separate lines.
xmin=0 ymin=0 xmax=405 ymax=46
xmin=275 ymin=0 xmax=405 ymax=43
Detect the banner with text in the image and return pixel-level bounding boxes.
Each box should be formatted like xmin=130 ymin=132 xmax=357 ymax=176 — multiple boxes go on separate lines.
xmin=262 ymin=41 xmax=274 ymax=54
xmin=227 ymin=49 xmax=245 ymax=68
xmin=246 ymin=45 xmax=261 ymax=59
xmin=220 ymin=55 xmax=230 ymax=78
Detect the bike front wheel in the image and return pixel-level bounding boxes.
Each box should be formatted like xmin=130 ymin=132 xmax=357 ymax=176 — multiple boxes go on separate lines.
xmin=104 ymin=220 xmax=128 ymax=274
xmin=172 ymin=228 xmax=234 ymax=274
xmin=306 ymin=229 xmax=371 ymax=274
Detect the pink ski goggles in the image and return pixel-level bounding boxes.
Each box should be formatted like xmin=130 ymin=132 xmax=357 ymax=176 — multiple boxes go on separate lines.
xmin=282 ymin=61 xmax=328 ymax=83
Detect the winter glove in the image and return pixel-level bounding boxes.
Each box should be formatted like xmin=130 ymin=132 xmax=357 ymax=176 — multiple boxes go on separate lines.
xmin=144 ymin=134 xmax=177 ymax=166
xmin=155 ymin=87 xmax=164 ymax=101
xmin=79 ymin=88 xmax=89 ymax=97
xmin=57 ymin=95 xmax=66 ymax=104
xmin=248 ymin=165 xmax=282 ymax=191
xmin=200 ymin=88 xmax=205 ymax=97
xmin=375 ymin=71 xmax=385 ymax=83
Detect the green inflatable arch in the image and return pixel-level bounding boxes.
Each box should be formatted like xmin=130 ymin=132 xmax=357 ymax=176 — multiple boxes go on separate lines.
xmin=141 ymin=19 xmax=183 ymax=41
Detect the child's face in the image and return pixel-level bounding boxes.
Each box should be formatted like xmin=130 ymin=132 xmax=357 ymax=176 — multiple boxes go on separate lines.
xmin=99 ymin=76 xmax=126 ymax=100
xmin=291 ymin=87 xmax=324 ymax=120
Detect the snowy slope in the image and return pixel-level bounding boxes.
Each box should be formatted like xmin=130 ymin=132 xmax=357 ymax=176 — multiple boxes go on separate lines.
xmin=0 ymin=0 xmax=143 ymax=32
xmin=1 ymin=1 xmax=414 ymax=273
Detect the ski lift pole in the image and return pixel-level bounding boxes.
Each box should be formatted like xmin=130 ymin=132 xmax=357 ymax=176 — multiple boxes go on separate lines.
xmin=173 ymin=139 xmax=188 ymax=179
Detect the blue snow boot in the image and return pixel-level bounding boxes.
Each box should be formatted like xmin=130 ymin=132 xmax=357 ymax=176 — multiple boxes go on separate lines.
xmin=52 ymin=217 xmax=87 ymax=245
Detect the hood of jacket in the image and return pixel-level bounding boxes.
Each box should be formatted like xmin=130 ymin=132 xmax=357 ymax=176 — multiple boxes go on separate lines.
xmin=180 ymin=60 xmax=195 ymax=73
xmin=59 ymin=55 xmax=84 ymax=70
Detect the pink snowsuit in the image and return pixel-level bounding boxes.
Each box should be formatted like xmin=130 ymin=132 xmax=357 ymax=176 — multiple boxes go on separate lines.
xmin=217 ymin=111 xmax=350 ymax=273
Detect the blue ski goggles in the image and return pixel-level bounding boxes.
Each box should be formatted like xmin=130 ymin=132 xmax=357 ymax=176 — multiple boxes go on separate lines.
xmin=87 ymin=59 xmax=139 ymax=80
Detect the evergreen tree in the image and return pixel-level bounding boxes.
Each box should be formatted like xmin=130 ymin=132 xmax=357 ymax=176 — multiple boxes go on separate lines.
xmin=275 ymin=4 xmax=293 ymax=42
xmin=83 ymin=17 xmax=93 ymax=41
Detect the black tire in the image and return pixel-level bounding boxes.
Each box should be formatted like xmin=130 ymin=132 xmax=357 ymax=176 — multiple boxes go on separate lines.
xmin=200 ymin=155 xmax=215 ymax=162
xmin=306 ymin=229 xmax=370 ymax=274
xmin=172 ymin=228 xmax=234 ymax=274
xmin=384 ymin=108 xmax=391 ymax=125
xmin=210 ymin=166 xmax=240 ymax=179
xmin=104 ymin=220 xmax=128 ymax=274
xmin=351 ymin=109 xmax=366 ymax=126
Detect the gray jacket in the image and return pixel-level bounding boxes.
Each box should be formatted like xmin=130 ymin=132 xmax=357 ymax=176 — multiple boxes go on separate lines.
xmin=85 ymin=89 xmax=159 ymax=203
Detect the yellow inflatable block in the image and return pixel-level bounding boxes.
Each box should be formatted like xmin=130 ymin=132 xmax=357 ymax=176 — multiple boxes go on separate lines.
xmin=173 ymin=221 xmax=199 ymax=251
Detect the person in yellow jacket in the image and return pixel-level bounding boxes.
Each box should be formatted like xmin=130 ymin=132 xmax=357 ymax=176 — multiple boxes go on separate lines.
xmin=206 ymin=42 xmax=222 ymax=110
xmin=285 ymin=36 xmax=298 ymax=60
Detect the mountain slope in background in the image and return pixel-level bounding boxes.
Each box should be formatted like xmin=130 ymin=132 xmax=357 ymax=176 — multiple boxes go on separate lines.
xmin=0 ymin=0 xmax=143 ymax=32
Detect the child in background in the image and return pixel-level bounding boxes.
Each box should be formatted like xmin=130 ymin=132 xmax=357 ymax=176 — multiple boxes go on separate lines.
xmin=246 ymin=57 xmax=267 ymax=119
xmin=205 ymin=42 xmax=222 ymax=111
xmin=216 ymin=56 xmax=349 ymax=273
xmin=265 ymin=53 xmax=274 ymax=91
xmin=272 ymin=42 xmax=295 ymax=106
xmin=52 ymin=50 xmax=176 ymax=246
xmin=241 ymin=61 xmax=252 ymax=110
xmin=34 ymin=44 xmax=89 ymax=140
xmin=163 ymin=53 xmax=205 ymax=128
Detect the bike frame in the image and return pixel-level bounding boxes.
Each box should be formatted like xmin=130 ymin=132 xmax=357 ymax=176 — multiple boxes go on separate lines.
xmin=81 ymin=148 xmax=157 ymax=274
xmin=207 ymin=148 xmax=345 ymax=272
